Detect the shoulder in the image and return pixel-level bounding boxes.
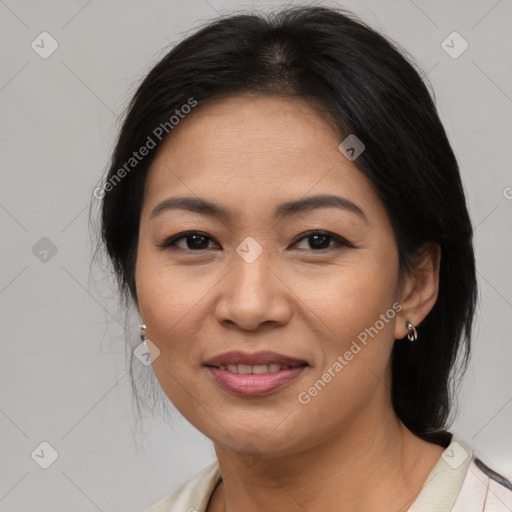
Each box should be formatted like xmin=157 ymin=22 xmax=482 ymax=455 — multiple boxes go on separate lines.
xmin=411 ymin=435 xmax=512 ymax=512
xmin=144 ymin=461 xmax=222 ymax=512
xmin=452 ymin=450 xmax=512 ymax=511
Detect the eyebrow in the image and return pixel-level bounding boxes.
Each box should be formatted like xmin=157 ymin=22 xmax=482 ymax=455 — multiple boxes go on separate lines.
xmin=149 ymin=194 xmax=367 ymax=222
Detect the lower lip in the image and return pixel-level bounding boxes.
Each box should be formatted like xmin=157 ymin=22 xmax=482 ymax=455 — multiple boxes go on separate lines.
xmin=206 ymin=366 xmax=307 ymax=396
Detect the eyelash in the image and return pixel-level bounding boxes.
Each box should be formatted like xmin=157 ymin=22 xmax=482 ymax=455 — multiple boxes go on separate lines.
xmin=158 ymin=230 xmax=353 ymax=252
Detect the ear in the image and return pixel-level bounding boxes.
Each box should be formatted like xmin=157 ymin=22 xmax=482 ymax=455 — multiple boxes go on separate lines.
xmin=394 ymin=242 xmax=441 ymax=340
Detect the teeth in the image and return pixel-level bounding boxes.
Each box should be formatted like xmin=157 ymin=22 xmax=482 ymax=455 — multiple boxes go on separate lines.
xmin=252 ymin=364 xmax=268 ymax=374
xmin=238 ymin=364 xmax=252 ymax=374
xmin=218 ymin=363 xmax=297 ymax=374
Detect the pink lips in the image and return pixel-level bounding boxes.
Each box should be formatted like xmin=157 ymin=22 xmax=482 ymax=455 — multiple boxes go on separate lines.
xmin=203 ymin=350 xmax=308 ymax=367
xmin=206 ymin=366 xmax=307 ymax=396
xmin=203 ymin=350 xmax=308 ymax=396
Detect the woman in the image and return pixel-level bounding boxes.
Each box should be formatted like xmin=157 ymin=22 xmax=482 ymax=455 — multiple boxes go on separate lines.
xmin=96 ymin=5 xmax=512 ymax=511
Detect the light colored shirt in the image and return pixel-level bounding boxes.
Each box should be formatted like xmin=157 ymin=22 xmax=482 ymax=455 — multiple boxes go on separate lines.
xmin=145 ymin=436 xmax=512 ymax=511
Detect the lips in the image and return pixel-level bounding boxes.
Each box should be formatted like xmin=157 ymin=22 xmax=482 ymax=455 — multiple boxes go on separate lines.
xmin=203 ymin=350 xmax=309 ymax=396
xmin=203 ymin=350 xmax=308 ymax=369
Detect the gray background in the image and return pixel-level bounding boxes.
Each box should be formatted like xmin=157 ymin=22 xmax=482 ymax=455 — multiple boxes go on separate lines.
xmin=1 ymin=0 xmax=511 ymax=510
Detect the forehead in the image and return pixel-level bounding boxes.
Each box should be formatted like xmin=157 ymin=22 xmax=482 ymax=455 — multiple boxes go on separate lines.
xmin=143 ymin=94 xmax=382 ymax=220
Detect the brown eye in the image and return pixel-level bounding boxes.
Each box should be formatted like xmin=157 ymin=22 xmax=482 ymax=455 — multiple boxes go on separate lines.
xmin=293 ymin=231 xmax=352 ymax=251
xmin=159 ymin=231 xmax=221 ymax=251
xmin=158 ymin=230 xmax=352 ymax=252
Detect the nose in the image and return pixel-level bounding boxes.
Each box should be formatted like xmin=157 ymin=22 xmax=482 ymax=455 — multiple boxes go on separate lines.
xmin=214 ymin=249 xmax=293 ymax=331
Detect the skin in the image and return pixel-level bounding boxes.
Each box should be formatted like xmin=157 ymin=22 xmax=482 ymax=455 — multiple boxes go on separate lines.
xmin=135 ymin=94 xmax=443 ymax=512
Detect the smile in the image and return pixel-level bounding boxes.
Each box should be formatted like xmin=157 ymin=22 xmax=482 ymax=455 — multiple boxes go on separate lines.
xmin=205 ymin=364 xmax=308 ymax=396
xmin=214 ymin=363 xmax=302 ymax=374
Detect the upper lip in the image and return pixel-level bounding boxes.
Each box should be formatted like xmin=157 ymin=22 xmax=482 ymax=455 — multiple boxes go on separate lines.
xmin=203 ymin=350 xmax=308 ymax=367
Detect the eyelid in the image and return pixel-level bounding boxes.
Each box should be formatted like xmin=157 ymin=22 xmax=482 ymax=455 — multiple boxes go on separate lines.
xmin=158 ymin=229 xmax=353 ymax=252
xmin=291 ymin=230 xmax=353 ymax=249
xmin=157 ymin=230 xmax=221 ymax=250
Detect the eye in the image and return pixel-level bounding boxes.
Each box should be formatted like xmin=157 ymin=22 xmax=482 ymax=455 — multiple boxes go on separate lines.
xmin=292 ymin=230 xmax=352 ymax=251
xmin=158 ymin=230 xmax=352 ymax=252
xmin=158 ymin=231 xmax=220 ymax=251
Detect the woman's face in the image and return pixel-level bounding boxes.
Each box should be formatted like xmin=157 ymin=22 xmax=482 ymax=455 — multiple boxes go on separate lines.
xmin=135 ymin=94 xmax=410 ymax=457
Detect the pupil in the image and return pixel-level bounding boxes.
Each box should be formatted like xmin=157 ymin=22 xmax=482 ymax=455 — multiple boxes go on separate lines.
xmin=188 ymin=235 xmax=208 ymax=249
xmin=311 ymin=234 xmax=329 ymax=249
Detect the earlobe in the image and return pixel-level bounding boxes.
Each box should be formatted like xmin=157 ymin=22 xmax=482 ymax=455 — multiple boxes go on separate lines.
xmin=394 ymin=242 xmax=441 ymax=340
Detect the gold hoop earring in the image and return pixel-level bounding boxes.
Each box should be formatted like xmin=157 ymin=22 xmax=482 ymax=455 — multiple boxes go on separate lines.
xmin=405 ymin=321 xmax=417 ymax=341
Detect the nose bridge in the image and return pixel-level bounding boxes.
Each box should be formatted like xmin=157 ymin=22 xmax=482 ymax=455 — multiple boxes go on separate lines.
xmin=233 ymin=245 xmax=270 ymax=298
xmin=215 ymin=240 xmax=291 ymax=329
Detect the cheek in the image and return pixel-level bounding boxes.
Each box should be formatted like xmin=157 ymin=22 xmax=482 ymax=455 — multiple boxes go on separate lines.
xmin=292 ymin=251 xmax=399 ymax=408
xmin=292 ymin=250 xmax=399 ymax=343
xmin=136 ymin=277 xmax=202 ymax=424
xmin=136 ymin=245 xmax=208 ymax=335
xmin=134 ymin=246 xmax=219 ymax=417
xmin=135 ymin=249 xmax=197 ymax=373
